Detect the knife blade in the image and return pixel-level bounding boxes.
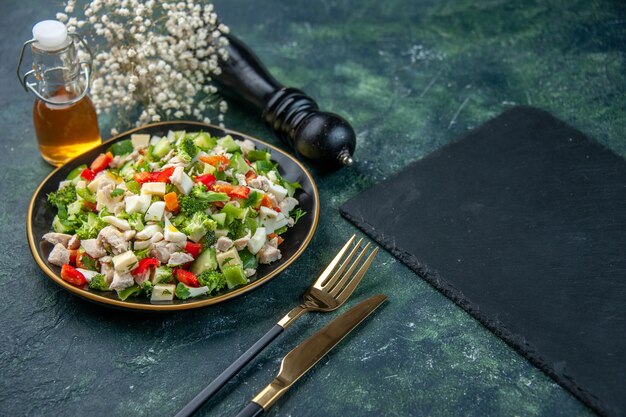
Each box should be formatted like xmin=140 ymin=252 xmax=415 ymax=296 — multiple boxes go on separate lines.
xmin=235 ymin=294 xmax=387 ymax=417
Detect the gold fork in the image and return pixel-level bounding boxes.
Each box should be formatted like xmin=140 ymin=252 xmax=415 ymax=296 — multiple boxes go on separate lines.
xmin=277 ymin=235 xmax=378 ymax=328
xmin=175 ymin=235 xmax=378 ymax=417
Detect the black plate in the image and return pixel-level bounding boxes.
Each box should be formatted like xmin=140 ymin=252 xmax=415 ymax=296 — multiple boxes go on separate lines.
xmin=27 ymin=121 xmax=319 ymax=311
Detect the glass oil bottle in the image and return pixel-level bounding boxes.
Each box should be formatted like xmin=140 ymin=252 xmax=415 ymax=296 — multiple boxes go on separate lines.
xmin=17 ymin=20 xmax=100 ymax=166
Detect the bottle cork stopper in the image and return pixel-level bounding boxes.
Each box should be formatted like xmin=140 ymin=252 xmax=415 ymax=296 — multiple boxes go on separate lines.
xmin=32 ymin=20 xmax=68 ymax=51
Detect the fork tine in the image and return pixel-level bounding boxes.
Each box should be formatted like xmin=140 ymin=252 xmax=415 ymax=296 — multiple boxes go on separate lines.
xmin=335 ymin=247 xmax=379 ymax=302
xmin=328 ymin=242 xmax=371 ymax=296
xmin=315 ymin=235 xmax=356 ymax=287
xmin=320 ymin=238 xmax=363 ymax=290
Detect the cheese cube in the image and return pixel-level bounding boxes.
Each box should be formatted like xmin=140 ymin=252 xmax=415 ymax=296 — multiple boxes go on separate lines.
xmin=112 ymin=250 xmax=138 ymax=273
xmin=87 ymin=172 xmax=116 ymax=193
xmin=141 ymin=182 xmax=166 ymax=196
xmin=247 ymin=227 xmax=266 ymax=254
xmin=124 ymin=194 xmax=152 ymax=214
xmin=131 ymin=134 xmax=150 ymax=149
xmin=268 ymin=183 xmax=288 ymax=202
xmin=171 ymin=167 xmax=194 ymax=195
xmin=151 ymin=284 xmax=176 ymax=302
xmin=144 ymin=201 xmax=165 ymax=222
xmin=262 ymin=213 xmax=288 ymax=234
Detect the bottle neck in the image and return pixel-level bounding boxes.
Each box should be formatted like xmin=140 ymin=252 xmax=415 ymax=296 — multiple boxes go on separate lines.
xmin=31 ymin=41 xmax=84 ymax=101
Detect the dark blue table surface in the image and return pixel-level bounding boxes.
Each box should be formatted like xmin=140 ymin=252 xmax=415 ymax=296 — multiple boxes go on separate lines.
xmin=1 ymin=0 xmax=624 ymax=416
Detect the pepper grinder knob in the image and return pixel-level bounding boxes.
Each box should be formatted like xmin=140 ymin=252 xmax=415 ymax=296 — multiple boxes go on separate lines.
xmin=214 ymin=34 xmax=356 ymax=170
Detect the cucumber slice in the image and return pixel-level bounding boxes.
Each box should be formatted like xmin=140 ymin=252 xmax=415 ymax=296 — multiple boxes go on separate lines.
xmin=221 ymin=265 xmax=248 ymax=289
xmin=52 ymin=215 xmax=73 ymax=233
xmin=118 ymin=161 xmax=135 ymax=179
xmin=108 ymin=139 xmax=133 ymax=156
xmin=221 ymin=203 xmax=245 ymax=224
xmin=217 ymin=135 xmax=241 ymax=152
xmin=191 ymin=247 xmax=218 ymax=275
xmin=229 ymin=153 xmax=249 ymax=174
xmin=152 ymin=137 xmax=172 ymax=158
xmin=211 ymin=213 xmax=227 ymax=226
xmin=239 ymin=249 xmax=258 ymax=270
xmin=216 ymin=247 xmax=242 ymax=269
xmin=66 ymin=164 xmax=87 ymax=180
xmin=193 ymin=132 xmax=217 ymax=150
xmin=246 ymin=149 xmax=271 ymax=162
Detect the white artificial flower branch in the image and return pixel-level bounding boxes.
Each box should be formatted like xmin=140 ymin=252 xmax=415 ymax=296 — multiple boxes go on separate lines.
xmin=57 ymin=0 xmax=230 ymax=134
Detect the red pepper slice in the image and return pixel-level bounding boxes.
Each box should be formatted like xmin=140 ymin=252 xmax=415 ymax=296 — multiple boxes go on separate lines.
xmin=268 ymin=233 xmax=285 ymax=246
xmin=60 ymin=264 xmax=86 ymax=286
xmin=131 ymin=257 xmax=160 ymax=276
xmin=69 ymin=250 xmax=78 ymax=265
xmin=176 ymin=269 xmax=200 ymax=287
xmin=195 ymin=173 xmax=216 ymax=188
xmin=199 ymin=155 xmax=230 ymax=171
xmin=133 ymin=171 xmax=153 ymax=184
xmin=212 ymin=183 xmax=250 ymax=199
xmin=90 ymin=152 xmax=113 ymax=173
xmin=134 ymin=167 xmax=175 ymax=184
xmin=155 ymin=166 xmax=175 ymax=183
xmin=83 ymin=201 xmax=97 ymax=212
xmin=212 ymin=183 xmax=234 ymax=194
xmin=185 ymin=241 xmax=203 ymax=258
xmin=228 ymin=185 xmax=251 ymax=199
xmin=80 ymin=168 xmax=96 ymax=181
xmin=245 ymin=170 xmax=257 ymax=181
xmin=259 ymin=194 xmax=281 ymax=211
xmin=76 ymin=252 xmax=98 ymax=270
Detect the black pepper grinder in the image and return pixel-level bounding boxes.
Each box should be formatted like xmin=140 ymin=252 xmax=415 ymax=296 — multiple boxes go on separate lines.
xmin=214 ymin=34 xmax=356 ymax=170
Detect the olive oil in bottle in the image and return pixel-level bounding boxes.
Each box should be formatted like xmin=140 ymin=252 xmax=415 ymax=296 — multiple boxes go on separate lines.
xmin=18 ymin=20 xmax=100 ymax=166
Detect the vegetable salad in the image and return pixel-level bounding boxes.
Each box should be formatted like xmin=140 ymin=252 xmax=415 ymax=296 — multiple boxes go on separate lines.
xmin=43 ymin=130 xmax=305 ymax=302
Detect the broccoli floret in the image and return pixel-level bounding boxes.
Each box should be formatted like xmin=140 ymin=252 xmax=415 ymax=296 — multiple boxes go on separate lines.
xmin=89 ymin=274 xmax=110 ymax=291
xmin=180 ymin=185 xmax=228 ymax=215
xmin=176 ymin=184 xmax=230 ymax=215
xmin=179 ymin=195 xmax=210 ymax=215
xmin=128 ymin=212 xmax=145 ymax=231
xmin=191 ymin=184 xmax=208 ymax=198
xmin=176 ymin=136 xmax=198 ymax=163
xmin=48 ymin=185 xmax=77 ymax=207
xmin=182 ymin=211 xmax=217 ymax=242
xmin=197 ymin=270 xmax=226 ymax=294
xmin=227 ymin=219 xmax=247 ymax=240
xmin=153 ymin=266 xmax=174 ymax=284
xmin=140 ymin=280 xmax=154 ymax=297
xmin=75 ymin=215 xmax=107 ymax=239
xmin=202 ymin=230 xmax=217 ymax=247
xmin=175 ymin=282 xmax=192 ymax=300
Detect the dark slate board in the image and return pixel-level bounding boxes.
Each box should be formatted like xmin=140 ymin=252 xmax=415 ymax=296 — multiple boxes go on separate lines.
xmin=340 ymin=106 xmax=626 ymax=417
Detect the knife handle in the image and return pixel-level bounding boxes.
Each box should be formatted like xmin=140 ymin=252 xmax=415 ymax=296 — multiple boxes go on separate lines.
xmin=235 ymin=402 xmax=265 ymax=417
xmin=174 ymin=325 xmax=283 ymax=417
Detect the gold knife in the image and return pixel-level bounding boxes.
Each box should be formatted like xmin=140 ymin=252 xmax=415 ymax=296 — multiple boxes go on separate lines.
xmin=235 ymin=294 xmax=387 ymax=417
